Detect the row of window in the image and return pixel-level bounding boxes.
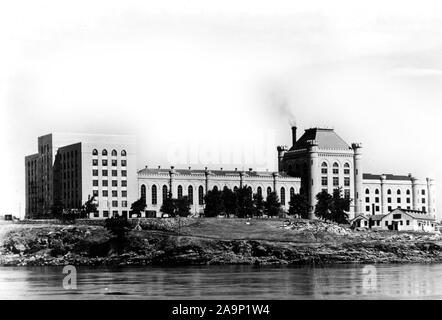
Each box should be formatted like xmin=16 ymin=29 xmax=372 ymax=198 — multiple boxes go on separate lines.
xmin=365 ymin=188 xmax=426 ymax=196
xmin=93 ymin=180 xmax=128 ymax=187
xmin=365 ymin=205 xmax=427 ymax=213
xmin=321 ymin=162 xmax=351 ymax=175
xmin=92 ymin=149 xmax=127 ymax=156
xmin=366 ymin=197 xmax=413 ymax=204
xmin=92 ymin=170 xmax=127 ymax=177
xmin=92 ymin=159 xmax=127 ymax=166
xmin=92 ymin=200 xmax=128 ymax=210
xmin=92 ymin=190 xmax=127 ymax=197
xmin=140 ymin=184 xmax=298 ymax=206
xmin=321 ymin=177 xmax=350 ymax=187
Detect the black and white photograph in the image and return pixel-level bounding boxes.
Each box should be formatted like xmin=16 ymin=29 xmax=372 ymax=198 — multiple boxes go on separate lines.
xmin=1 ymin=0 xmax=442 ymax=313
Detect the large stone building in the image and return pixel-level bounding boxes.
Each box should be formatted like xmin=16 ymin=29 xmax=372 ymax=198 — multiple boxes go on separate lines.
xmin=25 ymin=127 xmax=436 ymax=221
xmin=25 ymin=133 xmax=137 ymax=219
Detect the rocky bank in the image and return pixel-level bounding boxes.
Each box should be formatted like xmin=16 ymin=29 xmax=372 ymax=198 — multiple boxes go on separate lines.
xmin=1 ymin=219 xmax=442 ymax=266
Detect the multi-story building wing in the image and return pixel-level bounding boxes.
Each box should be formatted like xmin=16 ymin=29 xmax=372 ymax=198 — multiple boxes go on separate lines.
xmin=25 ymin=133 xmax=137 ymax=219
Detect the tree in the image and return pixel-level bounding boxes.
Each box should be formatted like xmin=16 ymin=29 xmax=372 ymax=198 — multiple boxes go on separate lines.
xmin=222 ymin=187 xmax=237 ymax=217
xmin=105 ymin=215 xmax=131 ymax=239
xmin=204 ymin=189 xmax=225 ymax=217
xmin=51 ymin=199 xmax=64 ymax=217
xmin=315 ymin=190 xmax=333 ymax=221
xmin=81 ymin=196 xmax=98 ymax=219
xmin=236 ymin=186 xmax=254 ymax=218
xmin=288 ymin=193 xmax=310 ymax=219
xmin=175 ymin=196 xmax=191 ymax=217
xmin=160 ymin=192 xmax=176 ymax=217
xmin=131 ymin=198 xmax=147 ymax=217
xmin=253 ymin=192 xmax=264 ymax=217
xmin=264 ymin=192 xmax=281 ymax=217
xmin=330 ymin=188 xmax=351 ymax=224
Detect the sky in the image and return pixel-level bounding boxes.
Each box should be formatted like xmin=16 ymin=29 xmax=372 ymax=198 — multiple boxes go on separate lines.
xmin=1 ymin=0 xmax=442 ymax=219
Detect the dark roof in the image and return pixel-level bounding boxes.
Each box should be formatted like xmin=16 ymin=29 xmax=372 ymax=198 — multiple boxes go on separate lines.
xmin=369 ymin=214 xmax=385 ymax=221
xmin=289 ymin=128 xmax=350 ymax=151
xmin=363 ymin=173 xmax=412 ymax=181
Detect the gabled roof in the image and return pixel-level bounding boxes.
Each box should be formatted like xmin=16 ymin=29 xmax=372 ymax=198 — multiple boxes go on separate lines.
xmin=389 ymin=208 xmax=436 ymax=221
xmin=289 ymin=128 xmax=350 ymax=151
xmin=369 ymin=214 xmax=385 ymax=221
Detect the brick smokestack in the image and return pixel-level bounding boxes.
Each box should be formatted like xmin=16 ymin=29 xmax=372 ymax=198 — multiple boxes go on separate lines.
xmin=291 ymin=126 xmax=297 ymax=146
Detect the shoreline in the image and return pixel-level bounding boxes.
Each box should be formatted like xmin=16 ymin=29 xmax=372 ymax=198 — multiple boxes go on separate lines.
xmin=1 ymin=218 xmax=441 ymax=267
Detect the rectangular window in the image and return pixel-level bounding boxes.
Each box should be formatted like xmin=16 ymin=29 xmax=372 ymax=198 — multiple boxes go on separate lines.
xmin=121 ymin=160 xmax=127 ymax=167
xmin=103 ymin=211 xmax=109 ymax=218
xmin=112 ymin=200 xmax=118 ymax=207
xmin=102 ymin=190 xmax=108 ymax=197
xmin=422 ymin=198 xmax=426 ymax=204
xmin=388 ymin=206 xmax=392 ymax=212
xmin=112 ymin=180 xmax=118 ymax=187
xmin=376 ymin=221 xmax=380 ymax=226
xmin=102 ymin=159 xmax=108 ymax=166
xmin=102 ymin=180 xmax=108 ymax=187
xmin=397 ymin=198 xmax=401 ymax=203
xmin=102 ymin=170 xmax=108 ymax=176
xmin=321 ymin=168 xmax=327 ymax=174
xmin=122 ymin=201 xmax=127 ymax=208
xmin=365 ymin=197 xmax=370 ymax=203
xmin=93 ymin=180 xmax=98 ymax=186
xmin=112 ymin=210 xmax=118 ymax=217
xmin=321 ymin=177 xmax=328 ymax=186
xmin=121 ymin=170 xmax=127 ymax=177
xmin=112 ymin=190 xmax=118 ymax=197
xmin=122 ymin=190 xmax=127 ymax=197
xmin=406 ymin=198 xmax=411 ymax=203
xmin=344 ymin=189 xmax=350 ymax=199
xmin=333 ymin=177 xmax=339 ymax=186
xmin=93 ymin=190 xmax=99 ymax=197
xmin=385 ymin=221 xmax=388 ymax=226
xmin=344 ymin=168 xmax=350 ymax=175
xmin=375 ymin=206 xmax=380 ymax=212
xmin=121 ymin=180 xmax=127 ymax=187
xmin=93 ymin=170 xmax=98 ymax=176
xmin=400 ymin=221 xmax=403 ymax=225
xmin=92 ymin=159 xmax=98 ymax=166
xmin=112 ymin=160 xmax=117 ymax=166
xmin=344 ymin=177 xmax=350 ymax=187
xmin=94 ymin=211 xmax=99 ymax=218
xmin=333 ymin=169 xmax=339 ymax=175
xmin=387 ymin=198 xmax=391 ymax=203
xmin=366 ymin=206 xmax=370 ymax=211
xmin=375 ymin=197 xmax=379 ymax=203
xmin=422 ymin=190 xmax=426 ymax=195
xmin=112 ymin=170 xmax=117 ymax=177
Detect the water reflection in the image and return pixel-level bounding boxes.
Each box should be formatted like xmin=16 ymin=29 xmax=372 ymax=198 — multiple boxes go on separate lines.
xmin=0 ymin=264 xmax=441 ymax=300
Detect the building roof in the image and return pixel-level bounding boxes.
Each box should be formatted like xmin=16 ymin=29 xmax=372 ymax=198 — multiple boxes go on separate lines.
xmin=390 ymin=208 xmax=436 ymax=221
xmin=289 ymin=128 xmax=350 ymax=151
xmin=137 ymin=167 xmax=294 ymax=178
xmin=368 ymin=214 xmax=385 ymax=221
xmin=363 ymin=173 xmax=413 ymax=181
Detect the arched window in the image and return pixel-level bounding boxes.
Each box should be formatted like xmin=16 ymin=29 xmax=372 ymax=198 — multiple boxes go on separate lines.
xmin=213 ymin=186 xmax=218 ymax=192
xmin=257 ymin=186 xmax=262 ymax=197
xmin=344 ymin=163 xmax=350 ymax=175
xmin=321 ymin=162 xmax=328 ymax=174
xmin=387 ymin=189 xmax=392 ymax=195
xmin=375 ymin=189 xmax=380 ymax=195
xmin=121 ymin=150 xmax=127 ymax=156
xmin=188 ymin=186 xmax=193 ymax=205
xmin=397 ymin=189 xmax=401 ymax=195
xmin=140 ymin=184 xmax=146 ymax=203
xmin=406 ymin=189 xmax=411 ymax=195
xmin=365 ymin=188 xmax=370 ymax=194
xmin=111 ymin=149 xmax=117 ymax=156
xmin=280 ymin=187 xmax=286 ymax=205
xmin=290 ymin=187 xmax=295 ymax=201
xmin=248 ymin=186 xmax=252 ymax=193
xmin=92 ymin=149 xmax=98 ymax=156
xmin=198 ymin=186 xmax=204 ymax=205
xmin=151 ymin=185 xmax=157 ymax=205
xmin=233 ymin=186 xmax=238 ymax=192
xmin=177 ymin=185 xmax=183 ymax=199
xmin=333 ymin=162 xmax=339 ymax=174
xmin=102 ymin=149 xmax=108 ymax=156
xmin=267 ymin=187 xmax=272 ymax=196
xmin=162 ymin=185 xmax=168 ymax=203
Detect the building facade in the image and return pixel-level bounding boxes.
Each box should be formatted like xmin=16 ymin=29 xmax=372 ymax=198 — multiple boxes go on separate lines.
xmin=25 ymin=126 xmax=436 ymax=221
xmin=137 ymin=167 xmax=301 ymax=217
xmin=25 ymin=133 xmax=137 ymax=219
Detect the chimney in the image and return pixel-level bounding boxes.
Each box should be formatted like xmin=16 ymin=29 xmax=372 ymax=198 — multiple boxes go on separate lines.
xmin=291 ymin=126 xmax=297 ymax=146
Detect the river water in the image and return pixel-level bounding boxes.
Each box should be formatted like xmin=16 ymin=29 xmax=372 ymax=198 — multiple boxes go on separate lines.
xmin=0 ymin=264 xmax=441 ymax=300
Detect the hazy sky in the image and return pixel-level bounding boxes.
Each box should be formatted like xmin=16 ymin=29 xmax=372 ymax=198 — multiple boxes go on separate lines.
xmin=1 ymin=0 xmax=442 ymax=218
